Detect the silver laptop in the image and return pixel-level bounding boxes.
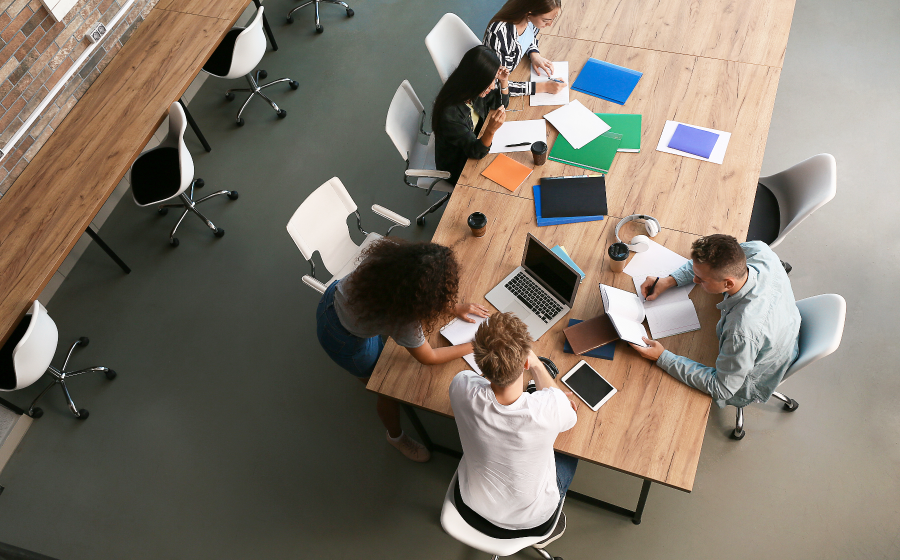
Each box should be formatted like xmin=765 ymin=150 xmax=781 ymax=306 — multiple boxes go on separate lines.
xmin=485 ymin=234 xmax=581 ymax=340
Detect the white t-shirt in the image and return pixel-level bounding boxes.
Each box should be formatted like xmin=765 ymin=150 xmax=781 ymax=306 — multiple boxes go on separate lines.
xmin=449 ymin=370 xmax=577 ymax=530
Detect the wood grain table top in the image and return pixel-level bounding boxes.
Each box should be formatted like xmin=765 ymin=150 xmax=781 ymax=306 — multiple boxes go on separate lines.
xmin=155 ymin=0 xmax=248 ymax=20
xmin=367 ymin=186 xmax=719 ymax=492
xmin=0 ymin=2 xmax=247 ymax=345
xmin=458 ymin=36 xmax=782 ymax=239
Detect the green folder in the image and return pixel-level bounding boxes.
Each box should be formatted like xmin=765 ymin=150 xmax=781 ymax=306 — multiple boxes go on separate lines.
xmin=549 ymin=131 xmax=622 ymax=174
xmin=596 ymin=113 xmax=641 ymax=152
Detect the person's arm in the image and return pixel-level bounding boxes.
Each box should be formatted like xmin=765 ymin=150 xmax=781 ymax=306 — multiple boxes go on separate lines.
xmin=528 ymin=350 xmax=578 ymax=411
xmin=406 ymin=340 xmax=473 ymax=366
xmin=483 ymin=22 xmax=536 ymax=96
xmin=669 ymin=260 xmax=696 ymax=287
xmin=440 ymin=106 xmax=492 ymax=160
xmin=655 ymin=334 xmax=758 ymax=402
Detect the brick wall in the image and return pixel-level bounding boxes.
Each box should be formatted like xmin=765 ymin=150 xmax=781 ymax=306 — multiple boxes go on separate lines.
xmin=0 ymin=0 xmax=158 ymax=199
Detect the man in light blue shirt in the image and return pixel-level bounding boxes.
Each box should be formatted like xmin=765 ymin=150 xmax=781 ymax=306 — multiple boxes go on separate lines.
xmin=630 ymin=235 xmax=801 ymax=408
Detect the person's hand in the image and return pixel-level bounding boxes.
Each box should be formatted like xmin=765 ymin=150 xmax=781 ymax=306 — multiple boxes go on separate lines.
xmin=629 ymin=337 xmax=665 ymax=361
xmin=564 ymin=390 xmax=580 ymax=412
xmin=484 ymin=106 xmax=506 ymax=134
xmin=455 ymin=303 xmax=490 ymax=323
xmin=536 ymin=80 xmax=566 ymax=95
xmin=496 ymin=66 xmax=511 ymax=84
xmin=529 ymin=53 xmax=554 ymax=77
xmin=641 ymin=275 xmax=676 ymax=301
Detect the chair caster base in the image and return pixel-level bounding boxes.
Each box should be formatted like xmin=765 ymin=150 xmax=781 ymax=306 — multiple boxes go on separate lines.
xmin=195 ymin=178 xmax=205 ymax=188
xmin=236 ymin=118 xmax=245 ymax=127
xmin=730 ymin=428 xmax=745 ymax=440
xmin=346 ymin=8 xmax=354 ymax=16
xmin=214 ymin=228 xmax=225 ymax=238
xmin=75 ymin=409 xmax=89 ymax=420
xmin=258 ymin=70 xmax=268 ymax=80
xmin=316 ymin=25 xmax=323 ymax=33
xmin=416 ymin=216 xmax=426 ymax=226
xmin=225 ymin=92 xmax=235 ymax=101
xmin=783 ymin=399 xmax=799 ymax=412
xmin=158 ymin=207 xmax=169 ymax=216
xmin=277 ymin=109 xmax=287 ymax=118
xmin=286 ymin=14 xmax=294 ymax=23
xmin=28 ymin=407 xmax=43 ymax=419
xmin=228 ymin=191 xmax=239 ymax=200
xmin=78 ymin=336 xmax=89 ymax=347
xmin=105 ymin=369 xmax=117 ymax=380
xmin=170 ymin=238 xmax=180 ymax=247
xmin=289 ymin=80 xmax=299 ymax=90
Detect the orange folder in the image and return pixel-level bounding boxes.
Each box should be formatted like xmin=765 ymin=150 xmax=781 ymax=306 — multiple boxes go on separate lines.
xmin=481 ymin=154 xmax=533 ymax=192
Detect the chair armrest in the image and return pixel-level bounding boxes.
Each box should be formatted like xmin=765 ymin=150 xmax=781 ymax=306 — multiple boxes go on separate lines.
xmin=371 ymin=205 xmax=411 ymax=227
xmin=302 ymin=275 xmax=328 ymax=294
xmin=405 ymin=169 xmax=451 ymax=180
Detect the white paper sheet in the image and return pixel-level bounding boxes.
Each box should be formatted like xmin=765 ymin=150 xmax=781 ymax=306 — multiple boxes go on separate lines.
xmin=530 ymin=61 xmax=569 ymax=107
xmin=623 ymin=239 xmax=695 ymax=302
xmin=655 ymin=120 xmax=731 ymax=164
xmin=543 ymin=100 xmax=610 ymax=149
xmin=441 ymin=316 xmax=488 ymax=376
xmin=462 ymin=353 xmax=484 ymax=376
xmin=645 ymin=300 xmax=701 ymax=339
xmin=488 ymin=119 xmax=548 ymax=153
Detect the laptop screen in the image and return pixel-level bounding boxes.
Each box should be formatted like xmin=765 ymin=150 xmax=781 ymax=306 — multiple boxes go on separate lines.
xmin=522 ymin=234 xmax=580 ymax=306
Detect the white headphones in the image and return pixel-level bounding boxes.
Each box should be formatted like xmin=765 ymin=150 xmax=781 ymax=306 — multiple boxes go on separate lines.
xmin=615 ymin=214 xmax=661 ymax=253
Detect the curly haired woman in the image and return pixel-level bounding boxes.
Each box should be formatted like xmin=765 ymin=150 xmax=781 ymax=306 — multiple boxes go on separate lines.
xmin=316 ymin=239 xmax=488 ymax=462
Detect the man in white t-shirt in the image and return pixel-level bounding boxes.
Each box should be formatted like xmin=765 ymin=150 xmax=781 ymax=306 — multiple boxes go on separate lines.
xmin=449 ymin=312 xmax=579 ymax=547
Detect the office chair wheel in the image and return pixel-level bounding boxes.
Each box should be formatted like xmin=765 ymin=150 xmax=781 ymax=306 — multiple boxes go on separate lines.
xmin=236 ymin=118 xmax=245 ymax=127
xmin=730 ymin=428 xmax=745 ymax=440
xmin=416 ymin=216 xmax=426 ymax=226
xmin=195 ymin=178 xmax=205 ymax=188
xmin=277 ymin=109 xmax=287 ymax=118
xmin=286 ymin=14 xmax=294 ymax=23
xmin=170 ymin=237 xmax=180 ymax=247
xmin=76 ymin=409 xmax=89 ymax=420
xmin=214 ymin=228 xmax=225 ymax=238
xmin=289 ymin=80 xmax=299 ymax=90
xmin=78 ymin=336 xmax=90 ymax=347
xmin=258 ymin=70 xmax=268 ymax=80
xmin=225 ymin=92 xmax=235 ymax=101
xmin=783 ymin=399 xmax=799 ymax=412
xmin=316 ymin=25 xmax=324 ymax=33
xmin=28 ymin=407 xmax=43 ymax=419
xmin=105 ymin=369 xmax=117 ymax=380
xmin=157 ymin=207 xmax=169 ymax=216
xmin=346 ymin=8 xmax=354 ymax=16
xmin=228 ymin=191 xmax=239 ymax=200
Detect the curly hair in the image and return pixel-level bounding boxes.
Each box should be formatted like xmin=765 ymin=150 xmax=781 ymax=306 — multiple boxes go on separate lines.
xmin=344 ymin=239 xmax=460 ymax=334
xmin=473 ymin=312 xmax=533 ymax=387
xmin=691 ymin=234 xmax=747 ymax=280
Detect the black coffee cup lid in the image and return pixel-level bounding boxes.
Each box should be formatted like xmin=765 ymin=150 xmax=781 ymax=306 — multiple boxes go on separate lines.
xmin=531 ymin=141 xmax=547 ymax=153
xmin=468 ymin=212 xmax=487 ymax=227
xmin=608 ymin=242 xmax=629 ymax=260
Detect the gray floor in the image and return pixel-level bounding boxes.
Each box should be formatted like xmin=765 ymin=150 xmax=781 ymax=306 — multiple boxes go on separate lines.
xmin=1 ymin=0 xmax=899 ymax=558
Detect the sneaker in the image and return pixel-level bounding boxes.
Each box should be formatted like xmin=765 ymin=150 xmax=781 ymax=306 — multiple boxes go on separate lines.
xmin=533 ymin=511 xmax=566 ymax=550
xmin=386 ymin=431 xmax=431 ymax=462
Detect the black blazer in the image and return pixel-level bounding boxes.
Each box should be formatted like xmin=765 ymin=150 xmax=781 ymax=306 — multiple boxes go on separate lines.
xmin=434 ymin=88 xmax=510 ymax=185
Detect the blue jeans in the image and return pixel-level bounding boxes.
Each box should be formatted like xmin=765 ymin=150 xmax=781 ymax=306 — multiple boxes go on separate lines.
xmin=555 ymin=451 xmax=578 ymax=500
xmin=316 ymin=280 xmax=384 ymax=378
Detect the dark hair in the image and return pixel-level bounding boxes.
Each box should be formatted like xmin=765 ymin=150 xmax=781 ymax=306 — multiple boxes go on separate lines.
xmin=431 ymin=45 xmax=501 ymax=137
xmin=473 ymin=312 xmax=532 ymax=387
xmin=691 ymin=234 xmax=747 ymax=280
xmin=490 ymin=0 xmax=561 ymax=24
xmin=344 ymin=239 xmax=460 ymax=334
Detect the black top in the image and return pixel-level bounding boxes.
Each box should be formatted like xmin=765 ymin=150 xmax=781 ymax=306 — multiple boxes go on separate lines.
xmin=434 ymin=88 xmax=510 ymax=185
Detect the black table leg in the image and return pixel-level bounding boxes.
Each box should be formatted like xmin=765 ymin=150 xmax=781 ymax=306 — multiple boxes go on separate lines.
xmin=253 ymin=0 xmax=279 ymax=51
xmin=566 ymin=478 xmax=652 ymax=525
xmin=0 ymin=396 xmax=24 ymax=415
xmin=179 ymin=98 xmax=211 ymax=152
xmin=84 ymin=226 xmax=131 ymax=274
xmin=400 ymin=403 xmax=462 ymax=459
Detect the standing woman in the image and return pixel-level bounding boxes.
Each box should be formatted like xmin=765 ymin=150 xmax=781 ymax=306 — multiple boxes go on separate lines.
xmin=483 ymin=0 xmax=564 ymax=97
xmin=433 ymin=45 xmax=511 ymax=186
xmin=316 ymin=239 xmax=489 ymax=462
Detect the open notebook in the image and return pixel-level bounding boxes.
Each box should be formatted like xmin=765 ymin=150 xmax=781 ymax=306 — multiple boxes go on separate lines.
xmin=440 ymin=315 xmax=487 ymax=375
xmin=600 ymin=284 xmax=700 ymax=343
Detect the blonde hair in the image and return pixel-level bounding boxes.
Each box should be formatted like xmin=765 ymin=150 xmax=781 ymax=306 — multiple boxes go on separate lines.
xmin=473 ymin=312 xmax=532 ymax=387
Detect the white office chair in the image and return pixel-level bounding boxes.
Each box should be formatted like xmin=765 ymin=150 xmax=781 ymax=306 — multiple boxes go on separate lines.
xmin=385 ymin=80 xmax=453 ymax=226
xmin=425 ymin=13 xmax=482 ymax=83
xmin=286 ymin=177 xmax=410 ymax=293
xmin=131 ymin=102 xmax=238 ymax=247
xmin=203 ymin=7 xmax=299 ymax=125
xmin=0 ymin=301 xmax=116 ymax=420
xmin=441 ymin=472 xmax=565 ymax=560
xmin=747 ymin=154 xmax=837 ymax=249
xmin=732 ymin=294 xmax=846 ymax=440
xmin=286 ymin=0 xmax=354 ymax=33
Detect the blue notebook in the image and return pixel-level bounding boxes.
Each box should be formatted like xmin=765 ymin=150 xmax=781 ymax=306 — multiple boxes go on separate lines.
xmin=563 ymin=319 xmax=616 ymax=361
xmin=667 ymin=124 xmax=719 ymax=159
xmin=534 ymin=185 xmax=604 ymax=227
xmin=572 ymin=58 xmax=642 ymax=105
xmin=551 ymin=246 xmax=585 ymax=282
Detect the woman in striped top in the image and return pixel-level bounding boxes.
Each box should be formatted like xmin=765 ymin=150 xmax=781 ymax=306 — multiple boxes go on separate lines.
xmin=483 ymin=0 xmax=564 ymax=97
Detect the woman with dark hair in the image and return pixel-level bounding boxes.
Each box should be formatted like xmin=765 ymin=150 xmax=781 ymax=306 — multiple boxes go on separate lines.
xmin=316 ymin=238 xmax=489 ymax=462
xmin=433 ymin=44 xmax=510 ymax=186
xmin=483 ymin=0 xmax=564 ymax=97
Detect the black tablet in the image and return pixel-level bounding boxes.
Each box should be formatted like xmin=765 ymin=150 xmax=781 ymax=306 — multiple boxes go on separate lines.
xmin=561 ymin=360 xmax=617 ymax=411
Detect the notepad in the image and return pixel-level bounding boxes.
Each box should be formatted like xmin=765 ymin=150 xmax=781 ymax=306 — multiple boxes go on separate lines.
xmin=563 ymin=317 xmax=618 ymax=358
xmin=667 ymin=124 xmax=719 ymax=159
xmin=543 ymin=100 xmax=610 ymax=149
xmin=551 ymin=245 xmax=585 ymax=281
xmin=548 ymin=131 xmax=622 ymax=174
xmin=489 ymin=120 xmax=547 ymax=154
xmin=441 ymin=315 xmax=488 ymax=376
xmin=572 ymin=58 xmax=642 ymax=105
xmin=533 ymin=185 xmax=605 ymax=227
xmin=539 ymin=175 xmax=607 ymax=218
xmin=481 ymin=154 xmax=533 ymax=192
xmin=656 ymin=120 xmax=731 ymax=164
xmin=595 ymin=113 xmax=641 ymax=152
xmin=530 ymin=61 xmax=569 ymax=106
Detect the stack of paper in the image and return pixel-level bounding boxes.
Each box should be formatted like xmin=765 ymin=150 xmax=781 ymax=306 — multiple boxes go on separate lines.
xmin=656 ymin=120 xmax=731 ymax=164
xmin=530 ymin=61 xmax=569 ymax=106
xmin=543 ymin=100 xmax=610 ymax=149
xmin=488 ymin=120 xmax=547 ymax=154
xmin=572 ymin=58 xmax=642 ymax=105
xmin=440 ymin=315 xmax=488 ymax=375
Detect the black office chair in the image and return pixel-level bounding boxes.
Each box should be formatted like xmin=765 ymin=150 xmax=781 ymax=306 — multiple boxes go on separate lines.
xmin=286 ymin=0 xmax=354 ymax=33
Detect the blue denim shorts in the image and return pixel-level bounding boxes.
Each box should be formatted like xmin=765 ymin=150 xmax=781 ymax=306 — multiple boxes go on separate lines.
xmin=316 ymin=280 xmax=384 ymax=378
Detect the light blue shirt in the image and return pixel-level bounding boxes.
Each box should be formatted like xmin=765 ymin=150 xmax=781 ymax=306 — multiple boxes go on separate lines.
xmin=516 ymin=22 xmax=537 ymax=62
xmin=656 ymin=242 xmax=801 ymax=408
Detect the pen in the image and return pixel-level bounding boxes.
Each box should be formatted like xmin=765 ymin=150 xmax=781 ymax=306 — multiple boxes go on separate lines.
xmin=646 ymin=277 xmax=660 ymax=298
xmin=549 ymin=78 xmax=565 ymax=84
xmin=505 ymin=141 xmax=531 ymax=147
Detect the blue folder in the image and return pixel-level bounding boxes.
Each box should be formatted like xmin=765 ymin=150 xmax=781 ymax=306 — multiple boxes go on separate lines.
xmin=534 ymin=185 xmax=604 ymax=227
xmin=667 ymin=124 xmax=719 ymax=159
xmin=572 ymin=58 xmax=642 ymax=105
xmin=551 ymin=246 xmax=585 ymax=282
xmin=562 ymin=319 xmax=616 ymax=361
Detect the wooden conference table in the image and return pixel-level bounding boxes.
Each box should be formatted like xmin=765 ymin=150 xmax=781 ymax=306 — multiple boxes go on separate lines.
xmin=0 ymin=0 xmax=250 ymax=347
xmin=368 ymin=0 xmax=796 ymax=524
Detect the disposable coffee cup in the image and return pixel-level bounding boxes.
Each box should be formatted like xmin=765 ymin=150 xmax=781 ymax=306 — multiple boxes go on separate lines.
xmin=467 ymin=212 xmax=487 ymax=237
xmin=608 ymin=242 xmax=629 ymax=273
xmin=531 ymin=141 xmax=548 ymax=166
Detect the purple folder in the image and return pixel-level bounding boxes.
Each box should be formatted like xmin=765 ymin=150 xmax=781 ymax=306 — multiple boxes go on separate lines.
xmin=668 ymin=124 xmax=719 ymax=159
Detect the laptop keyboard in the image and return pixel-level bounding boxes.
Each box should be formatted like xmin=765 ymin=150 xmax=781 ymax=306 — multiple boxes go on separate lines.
xmin=505 ymin=272 xmax=563 ymax=323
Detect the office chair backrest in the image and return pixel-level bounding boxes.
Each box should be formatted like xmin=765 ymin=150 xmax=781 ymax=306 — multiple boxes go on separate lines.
xmin=440 ymin=471 xmax=561 ymax=557
xmin=286 ymin=177 xmax=364 ymax=275
xmin=783 ymin=294 xmax=846 ymax=381
xmin=425 ymin=13 xmax=481 ymax=83
xmin=166 ymin=101 xmax=195 ymax=189
xmin=385 ymin=81 xmax=425 ymax=162
xmin=227 ymin=6 xmax=268 ymax=79
xmin=10 ymin=301 xmax=58 ymax=390
xmin=760 ymin=153 xmax=836 ymax=249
